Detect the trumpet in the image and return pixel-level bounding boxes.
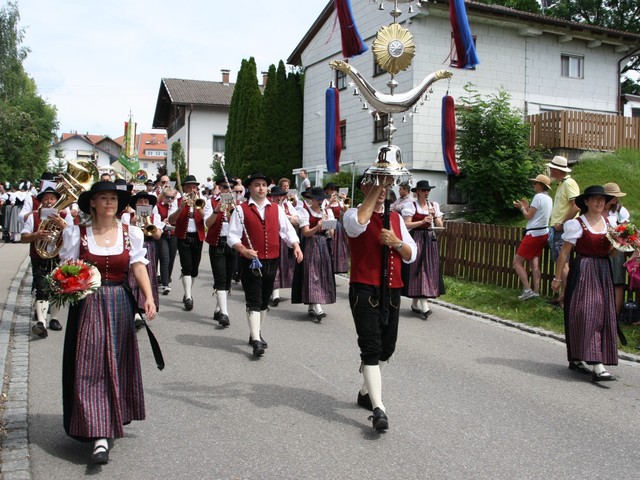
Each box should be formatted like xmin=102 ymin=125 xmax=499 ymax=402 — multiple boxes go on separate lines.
xmin=138 ymin=212 xmax=158 ymax=236
xmin=185 ymin=192 xmax=205 ymax=210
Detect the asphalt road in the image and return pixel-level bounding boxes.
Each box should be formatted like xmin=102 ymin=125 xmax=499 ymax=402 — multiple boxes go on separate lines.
xmin=25 ymin=260 xmax=640 ymax=479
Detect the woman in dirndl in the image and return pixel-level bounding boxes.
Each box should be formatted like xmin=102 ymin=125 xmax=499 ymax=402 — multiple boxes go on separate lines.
xmin=291 ymin=187 xmax=336 ymax=321
xmin=324 ymin=183 xmax=349 ymax=274
xmin=552 ymin=185 xmax=617 ymax=382
xmin=269 ymin=185 xmax=299 ymax=306
xmin=401 ymin=180 xmax=444 ymax=319
xmin=121 ymin=191 xmax=163 ymax=326
xmin=55 ymin=181 xmax=156 ymax=464
xmin=603 ymin=182 xmax=630 ymax=317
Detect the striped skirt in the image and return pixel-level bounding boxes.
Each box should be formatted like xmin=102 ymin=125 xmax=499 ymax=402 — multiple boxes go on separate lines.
xmin=402 ymin=229 xmax=444 ymax=298
xmin=63 ymin=284 xmax=145 ymax=440
xmin=128 ymin=240 xmax=159 ymax=311
xmin=564 ymin=256 xmax=618 ymax=365
xmin=273 ymin=241 xmax=295 ymax=289
xmin=331 ymin=220 xmax=349 ymax=274
xmin=292 ymin=235 xmax=336 ymax=305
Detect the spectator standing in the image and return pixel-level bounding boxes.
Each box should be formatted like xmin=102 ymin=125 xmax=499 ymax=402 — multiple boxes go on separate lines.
xmin=603 ymin=182 xmax=630 ymax=317
xmin=512 ymin=174 xmax=553 ymax=300
xmin=299 ymin=169 xmax=311 ymax=193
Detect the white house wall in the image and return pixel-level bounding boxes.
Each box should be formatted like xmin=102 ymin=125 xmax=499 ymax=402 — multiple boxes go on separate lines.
xmin=297 ymin=1 xmax=634 ymax=207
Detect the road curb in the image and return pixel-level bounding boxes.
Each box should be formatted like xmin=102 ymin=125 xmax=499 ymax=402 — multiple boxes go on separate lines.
xmin=431 ymin=298 xmax=640 ymax=364
xmin=1 ymin=256 xmax=32 ymax=479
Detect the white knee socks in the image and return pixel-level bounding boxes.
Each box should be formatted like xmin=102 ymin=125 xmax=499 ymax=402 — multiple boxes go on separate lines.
xmin=362 ymin=364 xmax=385 ymax=412
xmin=247 ymin=310 xmax=261 ymax=341
xmin=35 ymin=300 xmax=49 ymax=326
xmin=216 ymin=290 xmax=228 ymax=315
xmin=360 ymin=360 xmax=386 ymax=395
xmin=182 ymin=275 xmax=193 ymax=299
xmin=272 ymin=288 xmax=280 ymax=300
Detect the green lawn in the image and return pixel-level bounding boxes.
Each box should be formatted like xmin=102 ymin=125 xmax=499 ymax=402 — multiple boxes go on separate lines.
xmin=441 ymin=277 xmax=640 ymax=355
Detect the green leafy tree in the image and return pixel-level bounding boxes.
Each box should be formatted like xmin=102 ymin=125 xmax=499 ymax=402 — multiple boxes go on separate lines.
xmin=170 ymin=140 xmax=187 ymax=191
xmin=280 ymin=64 xmax=303 ymax=178
xmin=224 ymin=57 xmax=263 ymax=179
xmin=256 ymin=63 xmax=279 ymax=174
xmin=0 ymin=2 xmax=58 ymax=181
xmin=456 ymin=84 xmax=543 ymax=223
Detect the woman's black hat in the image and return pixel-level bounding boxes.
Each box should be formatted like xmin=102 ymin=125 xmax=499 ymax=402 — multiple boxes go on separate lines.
xmin=411 ymin=180 xmax=435 ymax=192
xmin=268 ymin=186 xmax=287 ymax=197
xmin=129 ymin=191 xmax=157 ymax=208
xmin=306 ymin=187 xmax=329 ymax=201
xmin=77 ymin=181 xmax=131 ymax=214
xmin=182 ymin=175 xmax=199 ymax=186
xmin=575 ymin=185 xmax=614 ymax=213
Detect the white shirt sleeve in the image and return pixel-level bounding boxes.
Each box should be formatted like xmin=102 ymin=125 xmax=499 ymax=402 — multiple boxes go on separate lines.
xmin=128 ymin=225 xmax=149 ymax=265
xmin=401 ymin=202 xmax=417 ymax=218
xmin=277 ymin=204 xmax=300 ymax=247
xmin=298 ymin=208 xmax=310 ymax=228
xmin=20 ymin=215 xmax=34 ymax=234
xmin=203 ymin=198 xmax=214 ymax=224
xmin=226 ymin=207 xmax=243 ymax=248
xmin=19 ymin=195 xmax=33 ymax=219
xmin=59 ymin=225 xmax=81 ymax=260
xmin=561 ymin=218 xmax=582 ymax=245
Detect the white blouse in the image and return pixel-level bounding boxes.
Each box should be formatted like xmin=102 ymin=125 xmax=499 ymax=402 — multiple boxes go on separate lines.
xmin=59 ymin=222 xmax=148 ymax=265
xmin=562 ymin=215 xmax=608 ymax=245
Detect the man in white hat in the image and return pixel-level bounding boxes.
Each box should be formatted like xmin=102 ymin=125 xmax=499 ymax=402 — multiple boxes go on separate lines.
xmin=547 ymin=156 xmax=580 ymax=305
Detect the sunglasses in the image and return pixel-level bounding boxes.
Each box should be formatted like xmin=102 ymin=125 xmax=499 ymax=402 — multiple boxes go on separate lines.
xmin=165 ymin=196 xmax=174 ymax=200
xmin=233 ymin=190 xmax=243 ymax=194
xmin=219 ymin=185 xmax=230 ymax=189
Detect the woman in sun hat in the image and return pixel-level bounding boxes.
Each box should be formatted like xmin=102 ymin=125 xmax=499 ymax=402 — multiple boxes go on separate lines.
xmin=551 ymin=185 xmax=617 ymax=382
xmin=52 ymin=180 xmax=156 ymax=464
xmin=512 ymin=174 xmax=553 ymax=301
xmin=401 ymin=180 xmax=444 ymax=319
xmin=603 ymin=182 xmax=630 ymax=317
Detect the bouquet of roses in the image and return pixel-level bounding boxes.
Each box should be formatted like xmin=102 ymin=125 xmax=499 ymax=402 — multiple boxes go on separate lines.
xmin=46 ymin=259 xmax=101 ymax=308
xmin=607 ymin=223 xmax=640 ymax=253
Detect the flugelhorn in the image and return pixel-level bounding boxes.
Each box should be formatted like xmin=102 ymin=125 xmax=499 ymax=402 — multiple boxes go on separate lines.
xmin=185 ymin=192 xmax=205 ymax=210
xmin=138 ymin=212 xmax=157 ymax=236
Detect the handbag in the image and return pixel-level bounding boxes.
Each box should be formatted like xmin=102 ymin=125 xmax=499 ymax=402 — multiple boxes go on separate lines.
xmin=626 ymin=256 xmax=640 ymax=291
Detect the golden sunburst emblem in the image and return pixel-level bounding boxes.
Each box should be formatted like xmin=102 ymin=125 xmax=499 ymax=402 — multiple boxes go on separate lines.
xmin=372 ymin=23 xmax=415 ymax=75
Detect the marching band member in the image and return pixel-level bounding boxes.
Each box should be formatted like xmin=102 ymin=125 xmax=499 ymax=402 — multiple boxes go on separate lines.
xmin=227 ymin=172 xmax=303 ymax=358
xmin=156 ymin=185 xmax=178 ymax=294
xmin=401 ymin=180 xmax=444 ymax=319
xmin=269 ymin=185 xmax=299 ymax=306
xmin=344 ymin=175 xmax=416 ymax=432
xmin=292 ymin=187 xmax=336 ymax=321
xmin=168 ymin=175 xmax=205 ymax=311
xmin=121 ymin=192 xmax=163 ymax=325
xmin=20 ymin=186 xmax=73 ymax=337
xmin=324 ymin=182 xmax=349 ymax=274
xmin=204 ymin=177 xmax=238 ymax=327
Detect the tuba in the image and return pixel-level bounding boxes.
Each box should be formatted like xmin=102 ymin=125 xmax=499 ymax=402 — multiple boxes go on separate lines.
xmin=34 ymin=160 xmax=99 ymax=259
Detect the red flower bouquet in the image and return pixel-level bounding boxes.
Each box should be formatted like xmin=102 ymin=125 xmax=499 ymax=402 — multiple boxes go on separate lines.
xmin=607 ymin=223 xmax=640 ymax=253
xmin=46 ymin=259 xmax=101 ymax=307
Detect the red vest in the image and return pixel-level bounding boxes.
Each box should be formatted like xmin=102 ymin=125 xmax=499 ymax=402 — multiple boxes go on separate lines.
xmin=205 ymin=198 xmax=227 ymax=245
xmin=79 ymin=225 xmax=131 ymax=282
xmin=575 ymin=217 xmax=611 ymax=257
xmin=175 ymin=198 xmax=205 ymax=241
xmin=410 ymin=201 xmax=433 ymax=230
xmin=239 ymin=202 xmax=280 ymax=260
xmin=348 ymin=211 xmax=404 ymax=288
xmin=156 ymin=202 xmax=169 ymax=221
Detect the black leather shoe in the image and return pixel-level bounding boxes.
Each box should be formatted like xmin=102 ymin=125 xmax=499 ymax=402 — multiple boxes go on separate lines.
xmin=357 ymin=392 xmax=373 ymax=411
xmin=251 ymin=340 xmax=265 ymax=357
xmin=92 ymin=445 xmax=109 ymax=464
xmin=270 ymin=297 xmax=281 ymax=307
xmin=32 ymin=322 xmax=48 ymax=338
xmin=568 ymin=362 xmax=591 ymax=375
xmin=411 ymin=306 xmax=422 ymax=315
xmin=369 ymin=407 xmax=389 ymax=432
xmin=316 ymin=311 xmax=327 ymax=322
xmin=49 ymin=319 xmax=63 ymax=331
xmin=248 ymin=334 xmax=268 ymax=348
xmin=184 ymin=297 xmax=194 ymax=311
xmin=422 ymin=309 xmax=433 ymax=320
xmin=218 ymin=314 xmax=230 ymax=327
xmin=213 ymin=310 xmax=222 ymax=321
xmin=592 ymin=371 xmax=616 ymax=382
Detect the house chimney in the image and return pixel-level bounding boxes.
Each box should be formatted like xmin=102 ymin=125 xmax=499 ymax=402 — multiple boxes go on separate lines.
xmin=221 ymin=69 xmax=230 ymax=85
xmin=262 ymin=71 xmax=269 ymax=87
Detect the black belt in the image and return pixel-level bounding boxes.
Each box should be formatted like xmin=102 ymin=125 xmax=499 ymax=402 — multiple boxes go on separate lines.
xmin=102 ymin=280 xmax=125 ymax=286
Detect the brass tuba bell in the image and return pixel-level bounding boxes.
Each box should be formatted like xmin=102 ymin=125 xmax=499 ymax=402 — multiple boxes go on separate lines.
xmin=34 ymin=160 xmax=99 ymax=259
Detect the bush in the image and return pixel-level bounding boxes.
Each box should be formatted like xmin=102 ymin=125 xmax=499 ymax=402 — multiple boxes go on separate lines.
xmin=456 ymin=84 xmax=544 ymax=223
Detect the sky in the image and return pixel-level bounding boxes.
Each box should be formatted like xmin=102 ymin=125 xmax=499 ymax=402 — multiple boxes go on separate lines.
xmin=18 ymin=0 xmax=330 ymax=139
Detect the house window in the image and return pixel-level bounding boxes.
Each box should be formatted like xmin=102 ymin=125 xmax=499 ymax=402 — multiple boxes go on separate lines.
xmin=631 ymin=108 xmax=640 ymax=118
xmin=450 ymin=33 xmax=477 ymax=69
xmin=212 ymin=135 xmax=225 ymax=153
xmin=373 ymin=113 xmax=389 ymax=143
xmin=142 ymin=162 xmax=149 ymax=169
xmin=373 ymin=58 xmax=385 ymax=77
xmin=561 ymin=54 xmax=584 ymax=79
xmin=336 ymin=68 xmax=347 ymax=91
xmin=447 ymin=174 xmax=468 ymax=205
xmin=340 ymin=120 xmax=347 ymax=149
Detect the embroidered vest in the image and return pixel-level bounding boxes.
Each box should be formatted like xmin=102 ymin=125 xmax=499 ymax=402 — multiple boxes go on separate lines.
xmin=575 ymin=217 xmax=611 ymax=257
xmin=175 ymin=197 xmax=205 ymax=241
xmin=79 ymin=225 xmax=131 ymax=282
xmin=239 ymin=202 xmax=280 ymax=260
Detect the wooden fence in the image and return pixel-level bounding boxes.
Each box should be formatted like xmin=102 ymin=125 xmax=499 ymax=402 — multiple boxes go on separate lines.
xmin=527 ymin=111 xmax=640 ymax=151
xmin=438 ymin=221 xmax=637 ymax=299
